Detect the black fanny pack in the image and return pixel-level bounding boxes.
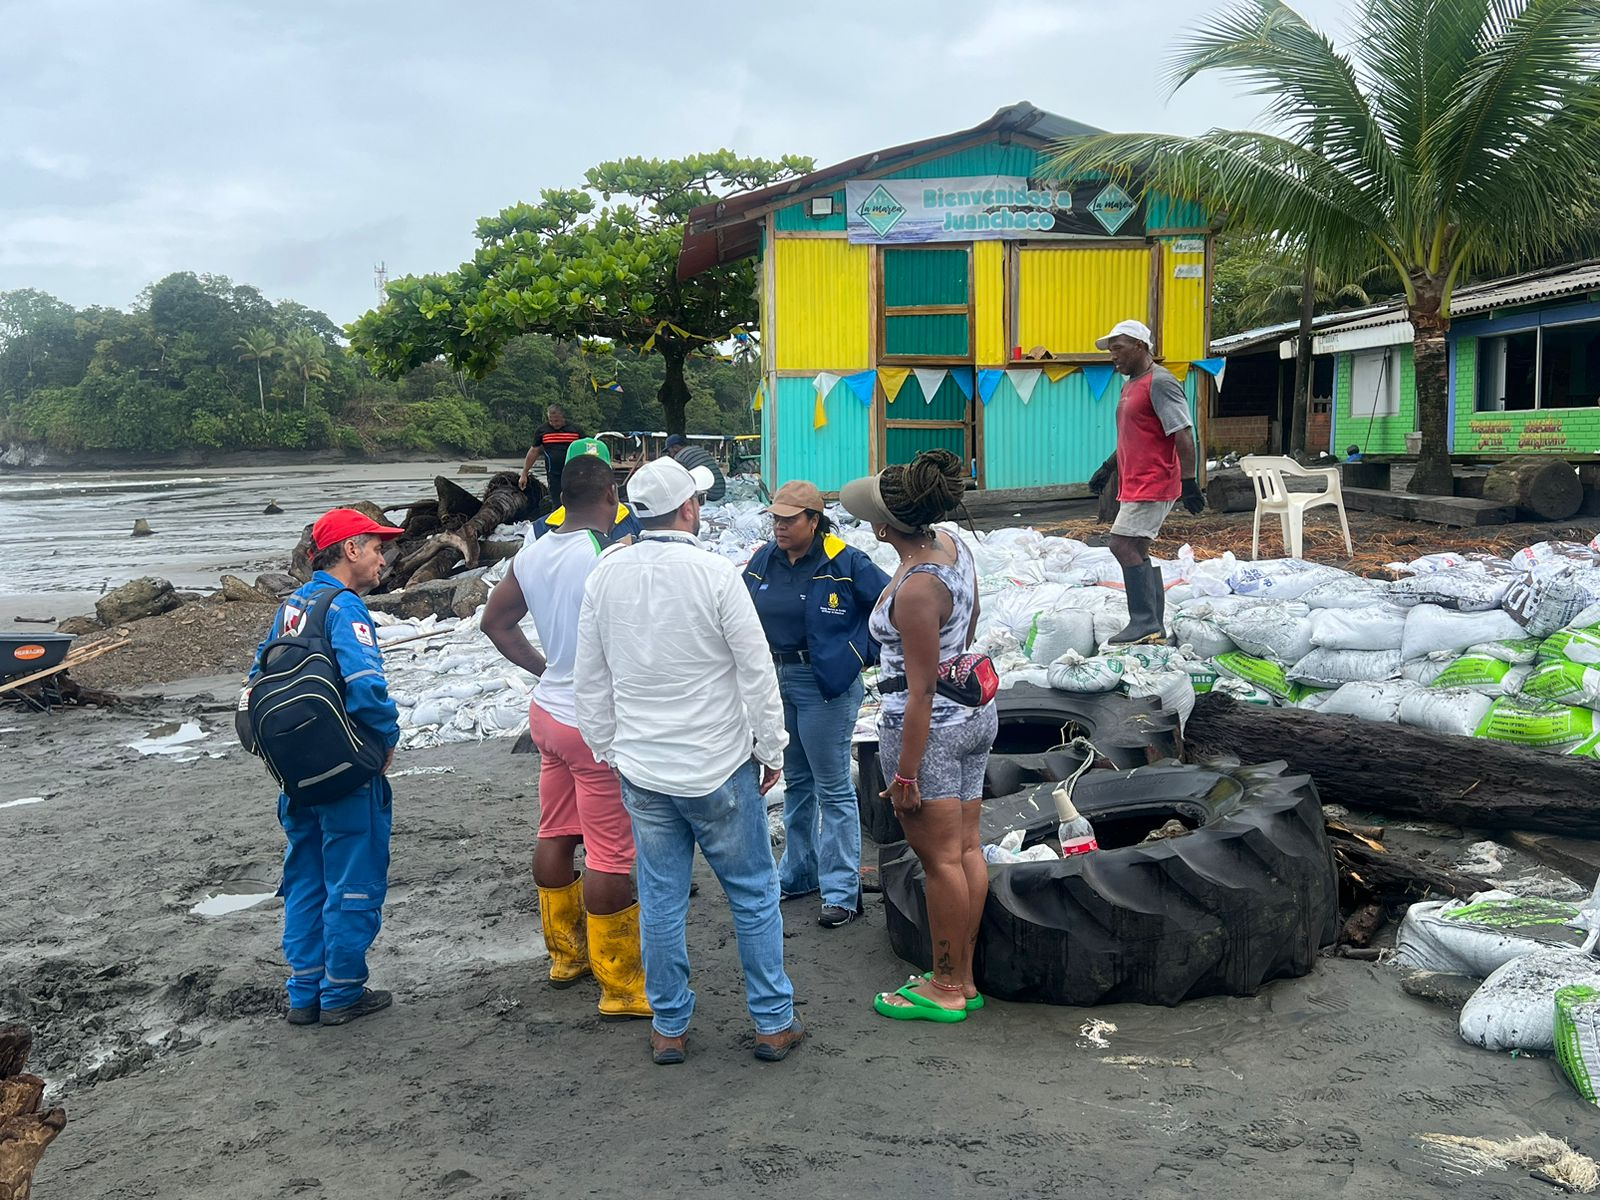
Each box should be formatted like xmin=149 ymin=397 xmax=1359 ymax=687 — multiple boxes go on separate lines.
xmin=878 ymin=652 xmax=999 ymax=707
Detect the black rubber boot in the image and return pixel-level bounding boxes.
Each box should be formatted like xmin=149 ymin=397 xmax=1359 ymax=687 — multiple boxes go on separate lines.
xmin=1147 ymin=563 xmax=1168 ymax=640
xmin=1108 ymin=561 xmax=1163 ymax=645
xmin=320 ymin=987 xmax=392 ymax=1026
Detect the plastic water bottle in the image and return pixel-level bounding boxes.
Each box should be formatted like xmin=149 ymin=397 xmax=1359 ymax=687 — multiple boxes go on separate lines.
xmin=1053 ymin=785 xmax=1099 ymax=858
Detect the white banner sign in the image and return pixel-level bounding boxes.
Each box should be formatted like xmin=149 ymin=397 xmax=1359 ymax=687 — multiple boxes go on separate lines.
xmin=846 ymin=176 xmax=1142 ymax=243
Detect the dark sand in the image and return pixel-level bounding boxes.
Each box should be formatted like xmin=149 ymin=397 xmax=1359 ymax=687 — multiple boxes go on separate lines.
xmin=3 ymin=681 xmax=1593 ymax=1200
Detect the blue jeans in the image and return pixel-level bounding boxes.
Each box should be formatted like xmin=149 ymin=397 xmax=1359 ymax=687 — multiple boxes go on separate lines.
xmin=776 ymin=665 xmax=865 ymax=911
xmin=620 ymin=761 xmax=795 ymax=1038
xmin=277 ymin=776 xmax=393 ymax=1010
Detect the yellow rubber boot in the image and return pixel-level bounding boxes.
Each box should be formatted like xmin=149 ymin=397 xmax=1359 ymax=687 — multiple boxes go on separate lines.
xmin=586 ymin=904 xmax=653 ymax=1021
xmin=536 ymin=877 xmax=591 ymax=988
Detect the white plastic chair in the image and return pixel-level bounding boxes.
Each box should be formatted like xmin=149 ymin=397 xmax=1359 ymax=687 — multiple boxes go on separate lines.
xmin=1238 ymin=455 xmax=1353 ymax=561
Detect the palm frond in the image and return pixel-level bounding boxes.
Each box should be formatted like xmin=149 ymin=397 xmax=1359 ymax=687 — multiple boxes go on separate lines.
xmin=1166 ymin=0 xmax=1397 ymax=198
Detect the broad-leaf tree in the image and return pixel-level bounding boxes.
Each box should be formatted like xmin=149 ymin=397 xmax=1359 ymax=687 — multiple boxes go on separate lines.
xmin=235 ymin=328 xmax=277 ymax=413
xmin=347 ymin=151 xmax=812 ymax=435
xmin=1051 ymin=0 xmax=1600 ymax=493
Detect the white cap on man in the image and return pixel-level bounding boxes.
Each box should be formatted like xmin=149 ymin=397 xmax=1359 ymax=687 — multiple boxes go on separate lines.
xmin=627 ymin=456 xmax=715 ymax=518
xmin=1095 ymin=319 xmax=1154 ymax=350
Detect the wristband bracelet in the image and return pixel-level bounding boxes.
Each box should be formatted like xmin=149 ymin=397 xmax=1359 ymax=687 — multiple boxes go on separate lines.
xmin=893 ymin=773 xmax=918 ymax=787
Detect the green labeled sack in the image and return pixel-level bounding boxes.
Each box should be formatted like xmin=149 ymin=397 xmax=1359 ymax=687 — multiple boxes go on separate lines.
xmin=1433 ymin=655 xmax=1514 ymax=690
xmin=1286 ymin=683 xmax=1332 ymax=704
xmin=1475 ymin=697 xmax=1598 ymax=749
xmin=1214 ymin=652 xmax=1292 ymax=700
xmin=1465 ymin=637 xmax=1544 ymax=665
xmin=1520 ymin=660 xmax=1600 ymax=710
xmin=1539 ymin=627 xmax=1600 ymax=667
xmin=1555 ymin=985 xmax=1600 ymax=1105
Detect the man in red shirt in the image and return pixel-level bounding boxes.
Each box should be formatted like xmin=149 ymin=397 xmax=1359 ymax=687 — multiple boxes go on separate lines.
xmin=1088 ymin=320 xmax=1205 ymax=644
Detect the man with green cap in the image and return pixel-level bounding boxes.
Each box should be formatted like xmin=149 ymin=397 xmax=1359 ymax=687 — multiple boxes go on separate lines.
xmin=531 ymin=437 xmax=642 ymax=547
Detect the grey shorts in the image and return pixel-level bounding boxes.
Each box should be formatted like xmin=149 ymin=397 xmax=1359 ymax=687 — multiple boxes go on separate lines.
xmin=1111 ymin=499 xmax=1176 ymax=541
xmin=877 ymin=705 xmax=999 ymax=802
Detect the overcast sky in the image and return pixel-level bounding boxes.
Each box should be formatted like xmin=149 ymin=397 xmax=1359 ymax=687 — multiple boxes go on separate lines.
xmin=0 ymin=0 xmax=1352 ymax=326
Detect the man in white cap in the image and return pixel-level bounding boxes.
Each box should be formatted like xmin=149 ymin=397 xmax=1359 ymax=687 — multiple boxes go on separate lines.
xmin=574 ymin=456 xmax=804 ymax=1067
xmin=1087 ymin=319 xmax=1204 ymax=644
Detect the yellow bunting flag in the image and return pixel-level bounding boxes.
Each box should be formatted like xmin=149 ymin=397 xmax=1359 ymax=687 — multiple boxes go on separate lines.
xmin=752 ymin=382 xmax=765 ymax=412
xmin=878 ymin=367 xmax=912 ymax=404
xmin=812 ymin=372 xmax=840 ymax=430
xmin=1043 ymin=364 xmax=1079 ymax=383
xmin=1166 ymin=362 xmax=1191 ymax=383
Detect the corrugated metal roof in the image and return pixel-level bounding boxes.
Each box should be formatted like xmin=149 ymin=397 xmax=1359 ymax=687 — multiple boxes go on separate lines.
xmin=1214 ymin=258 xmax=1600 ymax=357
xmin=676 ymin=102 xmax=1103 ymax=280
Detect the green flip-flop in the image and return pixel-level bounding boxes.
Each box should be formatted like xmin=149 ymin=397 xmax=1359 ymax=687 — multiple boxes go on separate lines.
xmin=874 ymin=982 xmax=968 ymax=1023
xmin=919 ymin=973 xmax=984 ymax=1011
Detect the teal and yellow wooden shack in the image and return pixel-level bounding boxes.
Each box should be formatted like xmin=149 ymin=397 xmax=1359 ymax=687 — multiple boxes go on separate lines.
xmin=678 ymin=102 xmax=1220 ymax=493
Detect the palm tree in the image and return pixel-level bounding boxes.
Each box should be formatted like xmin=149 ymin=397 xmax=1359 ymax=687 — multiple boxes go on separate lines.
xmin=1051 ymin=0 xmax=1600 ymax=494
xmin=281 ymin=330 xmax=332 ymax=409
xmin=235 ymin=328 xmax=277 ymax=413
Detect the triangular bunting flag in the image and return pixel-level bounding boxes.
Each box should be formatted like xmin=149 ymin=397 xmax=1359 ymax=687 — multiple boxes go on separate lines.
xmin=1165 ymin=362 xmax=1191 ymax=383
xmin=751 ymin=382 xmax=765 ymax=412
xmin=879 ymin=367 xmax=912 ymax=404
xmin=1010 ymin=370 xmax=1042 ymax=405
xmin=1080 ymin=363 xmax=1117 ymax=400
xmin=948 ymin=367 xmax=974 ymax=402
xmin=813 ymin=371 xmax=840 ymax=430
xmin=976 ymin=369 xmax=1005 ymax=405
xmin=913 ymin=368 xmax=947 ymax=404
xmin=842 ymin=369 xmax=877 ymax=406
xmin=1043 ymin=364 xmax=1079 ymax=384
xmin=1192 ymin=357 xmax=1227 ymax=389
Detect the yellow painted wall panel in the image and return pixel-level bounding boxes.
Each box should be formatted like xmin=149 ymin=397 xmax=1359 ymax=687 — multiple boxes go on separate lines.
xmin=1016 ymin=248 xmax=1152 ymax=355
xmin=773 ymin=238 xmax=870 ymax=371
xmin=1159 ymin=237 xmax=1208 ymax=364
xmin=973 ymin=240 xmax=1006 ymax=365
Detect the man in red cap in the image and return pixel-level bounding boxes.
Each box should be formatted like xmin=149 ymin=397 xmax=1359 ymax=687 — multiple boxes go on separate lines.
xmin=250 ymin=507 xmax=405 ymax=1027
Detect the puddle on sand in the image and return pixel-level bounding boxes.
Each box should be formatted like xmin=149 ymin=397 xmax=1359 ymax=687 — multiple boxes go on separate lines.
xmin=190 ymin=882 xmax=276 ymax=917
xmin=0 ymin=795 xmax=48 ymax=810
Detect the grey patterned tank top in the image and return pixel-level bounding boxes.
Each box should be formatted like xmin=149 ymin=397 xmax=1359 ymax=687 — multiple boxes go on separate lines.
xmin=869 ymin=530 xmax=982 ymax=730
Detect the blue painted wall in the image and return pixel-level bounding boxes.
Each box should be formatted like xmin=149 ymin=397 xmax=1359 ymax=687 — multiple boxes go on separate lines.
xmin=772 ymin=375 xmax=872 ymax=492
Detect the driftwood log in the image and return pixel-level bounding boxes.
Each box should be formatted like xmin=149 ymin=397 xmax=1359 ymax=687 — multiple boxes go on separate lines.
xmin=386 ymin=473 xmax=538 ymax=587
xmin=0 ymin=1024 xmax=64 ymax=1200
xmin=1185 ymin=693 xmax=1600 ymax=836
xmin=1204 ymin=469 xmax=1258 ymax=514
xmin=1482 ymin=455 xmax=1582 ymax=521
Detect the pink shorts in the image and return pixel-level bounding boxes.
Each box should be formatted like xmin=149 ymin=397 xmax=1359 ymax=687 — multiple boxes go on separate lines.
xmin=527 ymin=700 xmax=636 ymax=876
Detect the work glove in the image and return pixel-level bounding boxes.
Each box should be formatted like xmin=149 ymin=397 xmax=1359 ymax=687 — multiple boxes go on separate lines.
xmin=1181 ymin=478 xmax=1206 ymax=515
xmin=1087 ymin=457 xmax=1115 ymax=496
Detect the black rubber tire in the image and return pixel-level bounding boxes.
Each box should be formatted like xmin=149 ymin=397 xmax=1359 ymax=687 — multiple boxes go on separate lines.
xmin=880 ymin=761 xmax=1339 ymax=1007
xmin=858 ymin=686 xmax=1182 ymax=846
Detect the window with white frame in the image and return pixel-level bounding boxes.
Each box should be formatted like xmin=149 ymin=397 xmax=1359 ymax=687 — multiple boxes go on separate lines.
xmin=1349 ymin=348 xmax=1400 ymax=418
xmin=1476 ymin=319 xmax=1600 ymax=411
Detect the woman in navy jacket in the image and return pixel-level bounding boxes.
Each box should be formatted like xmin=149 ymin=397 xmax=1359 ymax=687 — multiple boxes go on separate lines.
xmin=744 ymin=481 xmax=891 ymax=927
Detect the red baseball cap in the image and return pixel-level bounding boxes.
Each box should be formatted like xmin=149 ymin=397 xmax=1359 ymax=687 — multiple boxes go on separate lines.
xmin=311 ymin=508 xmax=405 ymax=550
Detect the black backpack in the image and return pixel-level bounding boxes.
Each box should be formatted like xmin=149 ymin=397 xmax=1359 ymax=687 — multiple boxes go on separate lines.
xmin=237 ymin=586 xmax=388 ymax=807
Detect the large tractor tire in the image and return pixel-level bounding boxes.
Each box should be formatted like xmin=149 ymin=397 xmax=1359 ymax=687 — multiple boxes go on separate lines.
xmin=881 ymin=761 xmax=1338 ymax=1006
xmin=857 ymin=685 xmax=1181 ymax=847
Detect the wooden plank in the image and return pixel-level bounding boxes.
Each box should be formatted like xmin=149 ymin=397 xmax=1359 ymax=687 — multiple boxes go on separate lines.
xmin=0 ymin=639 xmax=125 ymax=697
xmin=1341 ymin=486 xmax=1515 ymax=526
xmin=1507 ymin=831 xmax=1600 ymax=888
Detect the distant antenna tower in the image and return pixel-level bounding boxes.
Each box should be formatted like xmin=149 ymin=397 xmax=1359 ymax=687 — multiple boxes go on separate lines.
xmin=374 ymin=261 xmax=388 ymax=296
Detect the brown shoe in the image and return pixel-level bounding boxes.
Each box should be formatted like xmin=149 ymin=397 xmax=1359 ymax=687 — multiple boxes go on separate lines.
xmin=753 ymin=1018 xmax=807 ymax=1062
xmin=650 ymin=1029 xmax=687 ymax=1066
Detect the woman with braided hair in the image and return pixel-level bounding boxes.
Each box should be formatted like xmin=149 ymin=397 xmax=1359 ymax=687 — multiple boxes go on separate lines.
xmin=841 ymin=450 xmax=996 ymax=1023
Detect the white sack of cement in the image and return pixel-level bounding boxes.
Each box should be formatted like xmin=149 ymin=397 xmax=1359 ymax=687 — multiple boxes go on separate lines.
xmin=1308 ymin=604 xmax=1409 ymax=652
xmin=1226 ymin=559 xmax=1347 ymax=601
xmin=1317 ymin=680 xmax=1420 ymax=723
xmin=1397 ymin=687 xmax=1496 ymax=738
xmin=1396 ymin=892 xmax=1582 ymax=977
xmin=1460 ymin=946 xmax=1600 ymax=1053
xmin=1288 ymin=648 xmax=1403 ymax=688
xmin=1401 ymin=604 xmax=1525 ymax=661
xmin=1218 ymin=602 xmax=1314 ymax=664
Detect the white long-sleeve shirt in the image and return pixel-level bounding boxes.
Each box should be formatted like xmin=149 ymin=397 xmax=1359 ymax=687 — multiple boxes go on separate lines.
xmin=575 ymin=530 xmax=788 ymax=796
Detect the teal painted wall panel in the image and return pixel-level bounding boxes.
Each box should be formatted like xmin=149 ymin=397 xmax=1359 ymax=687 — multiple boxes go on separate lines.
xmin=776 ymin=191 xmax=847 ymax=232
xmin=981 ymin=371 xmax=1198 ymax=488
xmin=1147 ymin=192 xmax=1208 ymax=229
xmin=883 ymin=247 xmax=968 ymax=305
xmin=882 ymin=143 xmax=1046 ymax=179
xmin=773 ymin=375 xmax=871 ymax=492
xmin=885 ymin=314 xmax=969 ymax=357
xmin=888 ymin=426 xmax=966 ymax=464
xmin=895 ymin=372 xmax=969 ymax=419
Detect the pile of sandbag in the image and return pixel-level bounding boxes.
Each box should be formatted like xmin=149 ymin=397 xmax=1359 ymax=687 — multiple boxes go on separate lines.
xmin=1166 ymin=542 xmax=1600 ymax=757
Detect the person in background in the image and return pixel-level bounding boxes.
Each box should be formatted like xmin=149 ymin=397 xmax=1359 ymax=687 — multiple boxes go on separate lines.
xmin=520 ymin=405 xmax=584 ymax=502
xmin=840 ymin=450 xmax=994 ymax=1023
xmin=530 ymin=437 xmax=641 ymax=546
xmin=481 ymin=454 xmax=651 ymax=1021
xmin=1085 ymin=319 xmax=1204 ymax=645
xmin=743 ymin=481 xmax=889 ymax=928
xmin=252 ymin=508 xmax=404 ymax=1028
xmin=575 ymin=456 xmax=804 ymax=1066
xmin=1345 ymin=445 xmax=1363 ymax=462
xmin=664 ymin=434 xmax=727 ymax=502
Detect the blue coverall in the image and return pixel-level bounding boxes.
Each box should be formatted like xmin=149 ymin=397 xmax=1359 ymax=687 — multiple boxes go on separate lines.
xmin=250 ymin=571 xmax=401 ymax=1011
